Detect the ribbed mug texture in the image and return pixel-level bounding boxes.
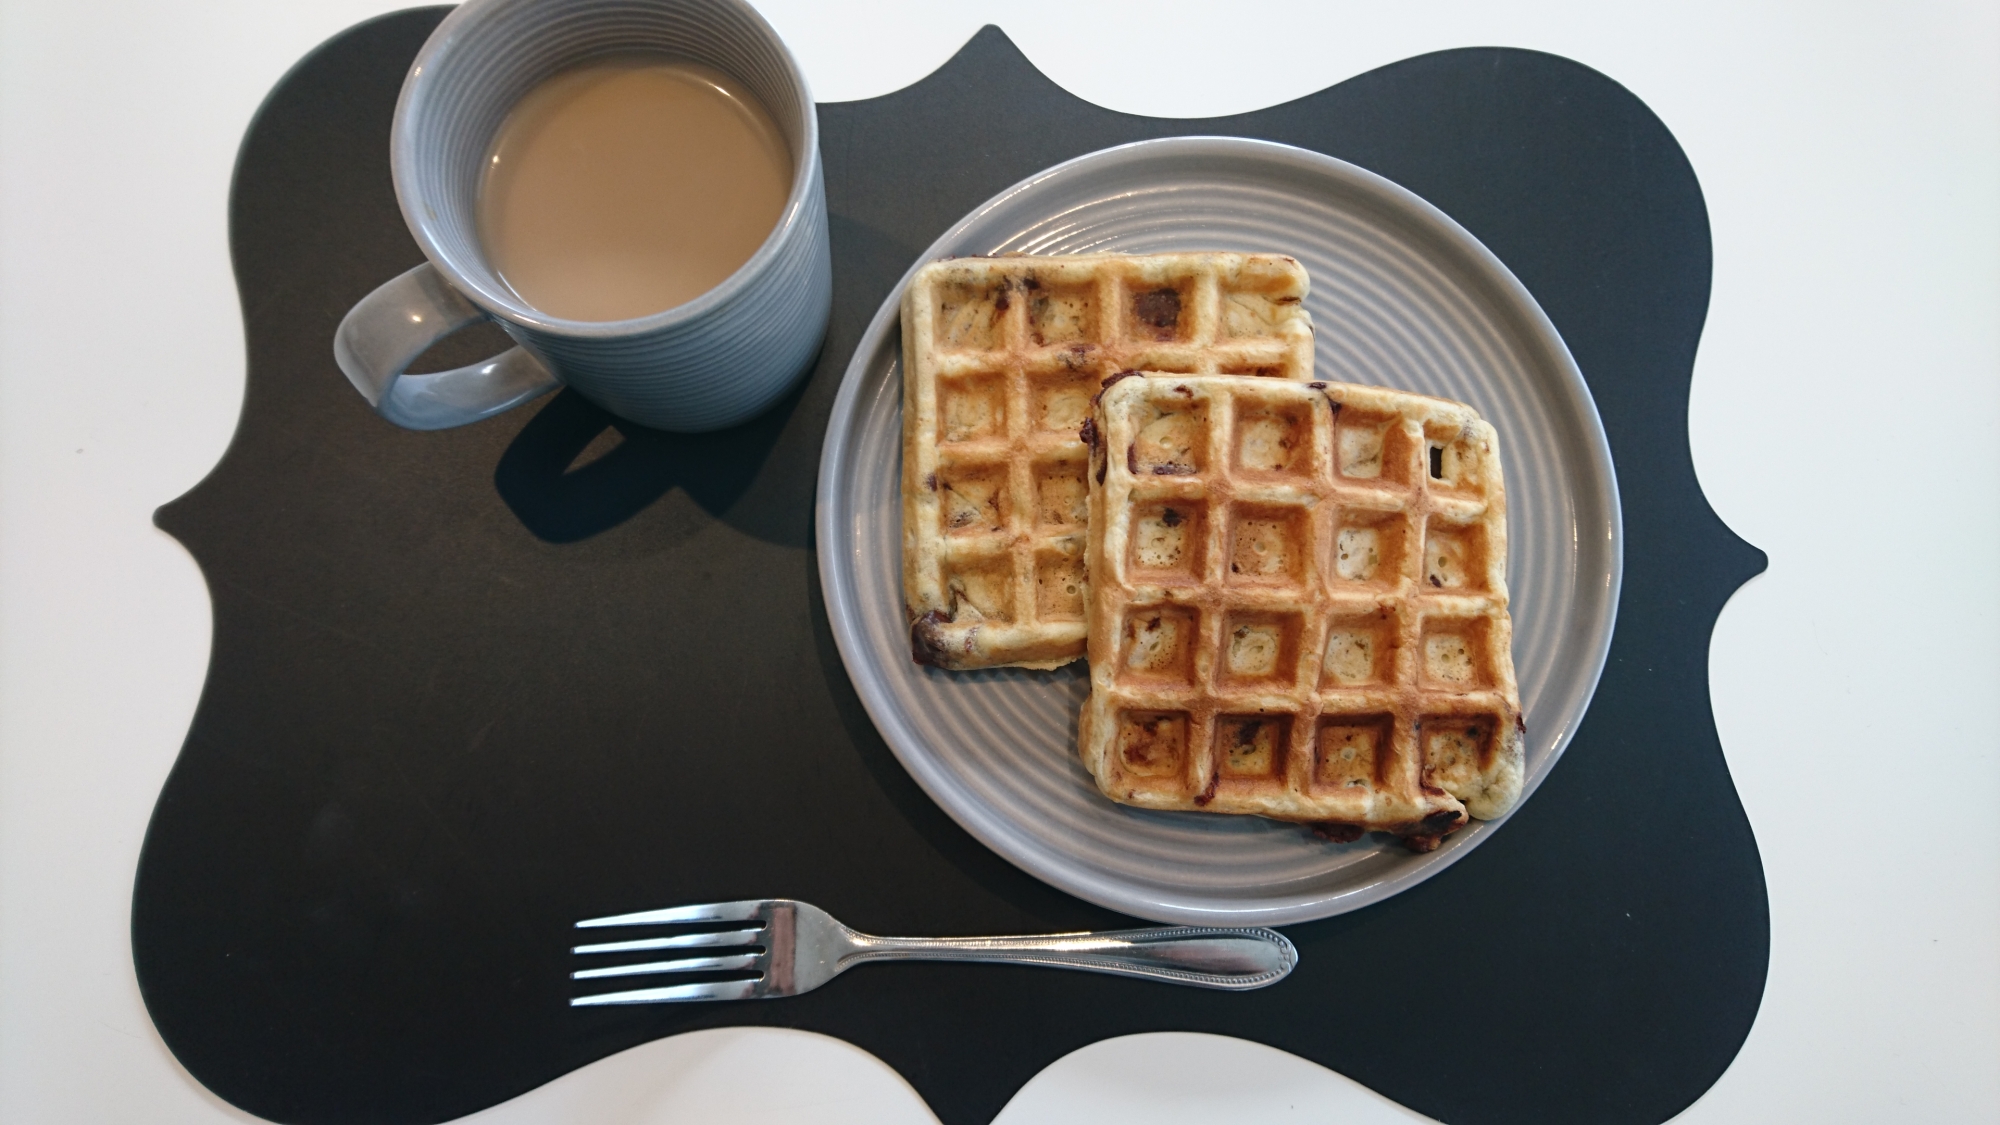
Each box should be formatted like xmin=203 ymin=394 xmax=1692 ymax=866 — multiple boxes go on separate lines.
xmin=392 ymin=0 xmax=831 ymax=431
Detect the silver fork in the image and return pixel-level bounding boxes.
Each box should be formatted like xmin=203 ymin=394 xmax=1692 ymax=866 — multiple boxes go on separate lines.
xmin=570 ymin=899 xmax=1296 ymax=1005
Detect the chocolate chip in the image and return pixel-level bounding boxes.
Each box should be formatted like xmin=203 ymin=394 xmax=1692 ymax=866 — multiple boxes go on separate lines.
xmin=1131 ymin=287 xmax=1181 ymax=331
xmin=909 ymin=610 xmax=953 ymax=666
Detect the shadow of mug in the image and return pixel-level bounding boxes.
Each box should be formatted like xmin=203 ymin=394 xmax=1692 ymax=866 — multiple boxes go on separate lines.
xmin=493 ymin=382 xmax=808 ymax=545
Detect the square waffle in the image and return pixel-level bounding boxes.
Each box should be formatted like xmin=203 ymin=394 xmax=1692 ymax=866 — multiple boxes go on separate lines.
xmin=902 ymin=253 xmax=1314 ymax=669
xmin=1077 ymin=374 xmax=1523 ymax=849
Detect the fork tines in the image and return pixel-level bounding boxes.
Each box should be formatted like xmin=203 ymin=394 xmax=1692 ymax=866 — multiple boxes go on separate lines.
xmin=570 ymin=900 xmax=770 ymax=1007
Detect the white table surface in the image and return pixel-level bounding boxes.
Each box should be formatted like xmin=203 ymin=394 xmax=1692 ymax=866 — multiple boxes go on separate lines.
xmin=2 ymin=1 xmax=1996 ymax=1122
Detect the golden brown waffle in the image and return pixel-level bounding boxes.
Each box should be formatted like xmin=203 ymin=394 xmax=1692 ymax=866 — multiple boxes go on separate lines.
xmin=1077 ymin=374 xmax=1522 ymax=849
xmin=902 ymin=253 xmax=1313 ymax=669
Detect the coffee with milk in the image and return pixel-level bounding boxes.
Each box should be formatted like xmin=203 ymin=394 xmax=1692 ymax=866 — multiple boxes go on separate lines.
xmin=476 ymin=58 xmax=792 ymax=322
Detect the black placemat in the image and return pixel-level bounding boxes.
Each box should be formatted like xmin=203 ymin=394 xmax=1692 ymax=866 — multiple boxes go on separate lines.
xmin=134 ymin=11 xmax=1769 ymax=1124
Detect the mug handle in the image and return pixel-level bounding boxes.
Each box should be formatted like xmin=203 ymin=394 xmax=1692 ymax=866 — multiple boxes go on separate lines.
xmin=334 ymin=263 xmax=560 ymax=430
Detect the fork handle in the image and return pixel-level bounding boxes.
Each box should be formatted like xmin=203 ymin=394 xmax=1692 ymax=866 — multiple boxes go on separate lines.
xmin=843 ymin=926 xmax=1297 ymax=990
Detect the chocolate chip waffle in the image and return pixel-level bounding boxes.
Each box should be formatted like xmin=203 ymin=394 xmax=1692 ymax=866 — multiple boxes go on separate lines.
xmin=902 ymin=253 xmax=1313 ymax=669
xmin=1077 ymin=374 xmax=1522 ymax=849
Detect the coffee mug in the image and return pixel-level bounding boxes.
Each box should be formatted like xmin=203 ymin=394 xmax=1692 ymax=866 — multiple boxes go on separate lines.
xmin=334 ymin=0 xmax=831 ymax=433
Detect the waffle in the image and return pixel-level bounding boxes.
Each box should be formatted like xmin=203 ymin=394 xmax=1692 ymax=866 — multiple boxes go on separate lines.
xmin=902 ymin=253 xmax=1314 ymax=669
xmin=1077 ymin=374 xmax=1523 ymax=849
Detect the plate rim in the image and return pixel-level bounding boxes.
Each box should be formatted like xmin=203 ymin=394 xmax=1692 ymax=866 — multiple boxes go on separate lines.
xmin=814 ymin=135 xmax=1623 ymax=925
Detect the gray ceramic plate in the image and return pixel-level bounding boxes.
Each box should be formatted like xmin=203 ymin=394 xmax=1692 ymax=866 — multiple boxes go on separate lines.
xmin=815 ymin=137 xmax=1621 ymax=926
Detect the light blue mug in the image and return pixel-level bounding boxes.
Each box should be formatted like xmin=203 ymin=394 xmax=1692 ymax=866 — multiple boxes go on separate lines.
xmin=334 ymin=0 xmax=831 ymax=433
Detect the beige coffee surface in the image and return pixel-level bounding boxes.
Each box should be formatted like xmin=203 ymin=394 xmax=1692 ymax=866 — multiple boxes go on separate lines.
xmin=478 ymin=58 xmax=791 ymax=322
